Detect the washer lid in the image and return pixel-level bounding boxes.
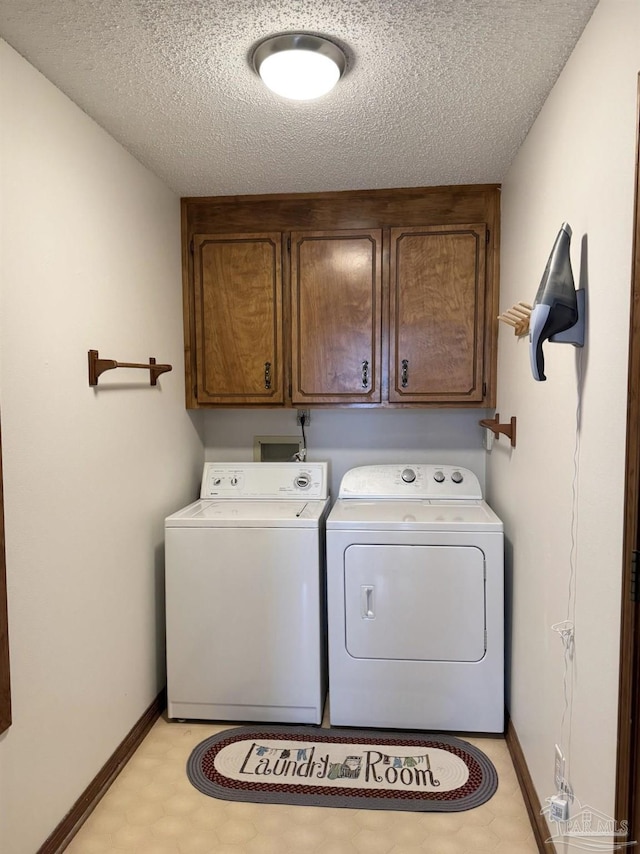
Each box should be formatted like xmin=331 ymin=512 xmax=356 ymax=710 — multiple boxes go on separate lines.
xmin=326 ymin=499 xmax=503 ymax=532
xmin=166 ymin=497 xmax=329 ymax=528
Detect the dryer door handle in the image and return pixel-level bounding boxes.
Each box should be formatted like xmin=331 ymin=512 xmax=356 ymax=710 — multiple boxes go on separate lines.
xmin=361 ymin=585 xmax=375 ymax=619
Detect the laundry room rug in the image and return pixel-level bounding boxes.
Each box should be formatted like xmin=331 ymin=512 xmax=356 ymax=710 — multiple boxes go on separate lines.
xmin=186 ymin=726 xmax=498 ymax=812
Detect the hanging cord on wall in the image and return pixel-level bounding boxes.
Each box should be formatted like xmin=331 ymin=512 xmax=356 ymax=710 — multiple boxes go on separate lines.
xmin=551 ymin=345 xmax=584 ymax=800
xmin=294 ymin=414 xmax=307 ymax=462
xmin=551 ymin=618 xmax=575 ymax=801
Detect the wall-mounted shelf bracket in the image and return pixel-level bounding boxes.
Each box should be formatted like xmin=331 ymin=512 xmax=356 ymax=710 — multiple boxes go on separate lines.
xmin=479 ymin=413 xmax=517 ymax=448
xmin=88 ymin=350 xmax=172 ymax=386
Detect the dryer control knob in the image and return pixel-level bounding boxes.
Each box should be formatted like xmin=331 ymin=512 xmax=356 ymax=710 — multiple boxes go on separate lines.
xmin=433 ymin=470 xmax=445 ymax=483
xmin=451 ymin=470 xmax=464 ymax=484
xmin=401 ymin=468 xmax=416 ymax=483
xmin=212 ymin=477 xmax=221 ymax=486
xmin=230 ymin=477 xmax=239 ymax=486
xmin=295 ymin=474 xmax=310 ymax=489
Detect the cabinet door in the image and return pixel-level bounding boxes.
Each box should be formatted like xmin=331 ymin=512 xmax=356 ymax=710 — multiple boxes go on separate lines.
xmin=193 ymin=233 xmax=283 ymax=404
xmin=291 ymin=230 xmax=382 ymax=404
xmin=389 ymin=224 xmax=487 ymax=403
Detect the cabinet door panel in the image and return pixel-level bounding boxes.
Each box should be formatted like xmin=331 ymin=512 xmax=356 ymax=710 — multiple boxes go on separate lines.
xmin=390 ymin=225 xmax=486 ymax=402
xmin=193 ymin=233 xmax=283 ymax=404
xmin=291 ymin=230 xmax=382 ymax=404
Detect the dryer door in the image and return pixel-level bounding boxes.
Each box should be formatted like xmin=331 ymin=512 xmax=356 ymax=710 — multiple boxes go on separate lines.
xmin=344 ymin=544 xmax=486 ymax=661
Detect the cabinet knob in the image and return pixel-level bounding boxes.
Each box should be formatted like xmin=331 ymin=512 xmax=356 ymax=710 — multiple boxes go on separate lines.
xmin=264 ymin=361 xmax=271 ymax=389
xmin=361 ymin=360 xmax=369 ymax=388
xmin=401 ymin=359 xmax=409 ymax=388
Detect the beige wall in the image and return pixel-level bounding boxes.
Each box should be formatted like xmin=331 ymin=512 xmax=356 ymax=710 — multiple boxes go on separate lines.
xmin=488 ymin=0 xmax=639 ymax=842
xmin=2 ymin=0 xmax=637 ymax=848
xmin=0 ymin=41 xmax=204 ymax=854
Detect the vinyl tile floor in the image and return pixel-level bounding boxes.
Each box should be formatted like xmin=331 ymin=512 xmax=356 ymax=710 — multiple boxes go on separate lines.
xmin=65 ymin=712 xmax=540 ymax=854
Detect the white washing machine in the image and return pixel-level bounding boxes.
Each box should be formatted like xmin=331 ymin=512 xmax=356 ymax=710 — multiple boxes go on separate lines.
xmin=165 ymin=462 xmax=330 ymax=724
xmin=326 ymin=464 xmax=504 ymax=733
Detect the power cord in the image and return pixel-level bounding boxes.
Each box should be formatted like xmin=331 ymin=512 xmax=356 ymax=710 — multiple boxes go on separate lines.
xmin=551 ymin=344 xmax=584 ymax=804
xmin=294 ymin=413 xmax=307 ymax=462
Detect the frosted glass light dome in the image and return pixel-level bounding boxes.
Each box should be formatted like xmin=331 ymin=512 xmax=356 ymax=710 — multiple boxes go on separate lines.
xmin=253 ymin=34 xmax=346 ymax=101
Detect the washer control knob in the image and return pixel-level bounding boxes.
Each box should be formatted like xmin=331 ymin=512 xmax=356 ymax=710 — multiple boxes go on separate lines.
xmin=295 ymin=474 xmax=310 ymax=489
xmin=433 ymin=470 xmax=445 ymax=483
xmin=451 ymin=470 xmax=464 ymax=484
xmin=230 ymin=477 xmax=239 ymax=486
xmin=212 ymin=477 xmax=221 ymax=486
xmin=401 ymin=468 xmax=416 ymax=483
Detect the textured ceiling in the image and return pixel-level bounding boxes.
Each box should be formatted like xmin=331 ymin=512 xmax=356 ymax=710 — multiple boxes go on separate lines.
xmin=0 ymin=0 xmax=599 ymax=197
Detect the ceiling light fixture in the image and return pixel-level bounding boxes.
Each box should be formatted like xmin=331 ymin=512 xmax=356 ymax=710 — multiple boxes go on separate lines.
xmin=252 ymin=33 xmax=346 ymax=101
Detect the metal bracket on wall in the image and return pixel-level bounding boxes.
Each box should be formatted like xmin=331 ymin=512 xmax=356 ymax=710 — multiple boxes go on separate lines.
xmin=88 ymin=349 xmax=172 ymax=386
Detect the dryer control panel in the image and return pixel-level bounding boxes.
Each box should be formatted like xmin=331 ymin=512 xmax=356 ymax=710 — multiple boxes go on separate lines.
xmin=200 ymin=462 xmax=329 ymax=499
xmin=338 ymin=465 xmax=482 ymax=500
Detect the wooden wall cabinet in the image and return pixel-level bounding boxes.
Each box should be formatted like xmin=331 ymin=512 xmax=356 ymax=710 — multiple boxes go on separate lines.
xmin=182 ymin=186 xmax=500 ymax=409
xmin=291 ymin=229 xmax=382 ymax=404
xmin=389 ymin=224 xmax=487 ymax=404
xmin=192 ymin=233 xmax=283 ymax=405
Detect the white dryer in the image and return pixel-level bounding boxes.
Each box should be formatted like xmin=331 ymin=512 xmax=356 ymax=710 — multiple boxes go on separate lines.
xmin=326 ymin=464 xmax=504 ymax=733
xmin=165 ymin=462 xmax=330 ymax=724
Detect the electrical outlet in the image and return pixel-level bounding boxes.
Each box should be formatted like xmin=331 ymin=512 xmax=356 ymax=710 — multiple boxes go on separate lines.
xmin=296 ymin=409 xmax=310 ymax=426
xmin=550 ymin=794 xmax=570 ymax=822
xmin=554 ymin=744 xmax=565 ymax=790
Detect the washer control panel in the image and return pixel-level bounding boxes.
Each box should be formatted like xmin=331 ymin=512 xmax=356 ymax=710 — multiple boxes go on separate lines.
xmin=200 ymin=462 xmax=329 ymax=499
xmin=338 ymin=464 xmax=481 ymax=500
